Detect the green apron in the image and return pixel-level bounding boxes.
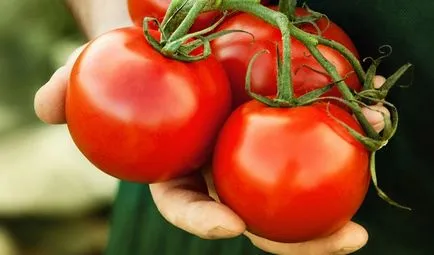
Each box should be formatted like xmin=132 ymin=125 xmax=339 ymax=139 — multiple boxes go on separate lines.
xmin=106 ymin=1 xmax=434 ymax=254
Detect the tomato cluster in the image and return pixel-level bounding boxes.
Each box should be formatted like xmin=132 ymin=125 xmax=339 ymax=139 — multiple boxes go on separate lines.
xmin=66 ymin=1 xmax=370 ymax=243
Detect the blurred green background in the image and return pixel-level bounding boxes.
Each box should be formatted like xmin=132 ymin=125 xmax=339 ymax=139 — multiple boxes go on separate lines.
xmin=0 ymin=0 xmax=433 ymax=254
xmin=0 ymin=0 xmax=81 ymax=128
xmin=0 ymin=1 xmax=116 ymax=254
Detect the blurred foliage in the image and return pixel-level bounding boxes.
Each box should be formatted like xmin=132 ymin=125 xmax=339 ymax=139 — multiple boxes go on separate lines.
xmin=0 ymin=0 xmax=84 ymax=132
xmin=0 ymin=0 xmax=95 ymax=254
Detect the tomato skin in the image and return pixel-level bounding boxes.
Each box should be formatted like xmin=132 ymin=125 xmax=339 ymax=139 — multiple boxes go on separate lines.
xmin=213 ymin=101 xmax=370 ymax=242
xmin=128 ymin=0 xmax=270 ymax=32
xmin=212 ymin=7 xmax=360 ymax=108
xmin=66 ymin=27 xmax=231 ymax=183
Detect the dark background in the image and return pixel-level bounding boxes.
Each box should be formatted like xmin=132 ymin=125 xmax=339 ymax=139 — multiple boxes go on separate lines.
xmin=303 ymin=0 xmax=434 ymax=254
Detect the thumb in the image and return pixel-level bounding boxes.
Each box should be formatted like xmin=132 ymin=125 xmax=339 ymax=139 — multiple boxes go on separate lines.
xmin=34 ymin=45 xmax=86 ymax=124
xmin=149 ymin=174 xmax=246 ymax=240
xmin=245 ymin=222 xmax=368 ymax=255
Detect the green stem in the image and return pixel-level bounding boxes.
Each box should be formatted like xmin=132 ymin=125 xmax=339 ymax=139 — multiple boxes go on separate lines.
xmin=162 ymin=11 xmax=229 ymax=55
xmin=221 ymin=1 xmax=294 ymax=102
xmin=267 ymin=18 xmax=377 ymax=138
xmin=161 ymin=0 xmax=259 ymax=55
xmin=315 ymin=36 xmax=366 ymax=83
xmin=161 ymin=0 xmax=191 ymax=36
xmin=370 ymin=152 xmax=411 ymax=210
xmin=305 ymin=44 xmax=379 ymax=139
xmin=380 ymin=63 xmax=412 ymax=95
xmin=161 ymin=0 xmax=222 ymax=36
xmin=363 ymin=58 xmax=378 ymax=90
xmin=287 ymin=24 xmax=366 ymax=84
xmin=279 ymin=0 xmax=297 ymax=21
xmin=167 ymin=0 xmax=208 ymax=42
xmin=182 ymin=29 xmax=253 ymax=54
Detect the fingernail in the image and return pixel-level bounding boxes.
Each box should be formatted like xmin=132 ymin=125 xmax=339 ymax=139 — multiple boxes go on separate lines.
xmin=373 ymin=76 xmax=386 ymax=88
xmin=333 ymin=246 xmax=362 ymax=255
xmin=207 ymin=226 xmax=240 ymax=239
xmin=362 ymin=106 xmax=383 ymax=123
xmin=361 ymin=105 xmax=389 ymax=133
xmin=333 ymin=223 xmax=368 ymax=255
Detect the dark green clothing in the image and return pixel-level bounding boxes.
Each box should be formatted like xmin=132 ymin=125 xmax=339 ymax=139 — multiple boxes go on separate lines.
xmin=106 ymin=182 xmax=267 ymax=255
xmin=106 ymin=1 xmax=434 ymax=254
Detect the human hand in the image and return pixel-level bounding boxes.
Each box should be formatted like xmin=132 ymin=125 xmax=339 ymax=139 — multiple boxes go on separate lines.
xmin=34 ymin=38 xmax=388 ymax=254
xmin=149 ymin=78 xmax=388 ymax=254
xmin=65 ymin=0 xmax=131 ymax=39
xmin=144 ymin=76 xmax=390 ymax=255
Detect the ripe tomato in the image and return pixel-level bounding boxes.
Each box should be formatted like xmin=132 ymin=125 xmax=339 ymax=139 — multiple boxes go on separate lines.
xmin=212 ymin=101 xmax=370 ymax=242
xmin=66 ymin=27 xmax=231 ymax=183
xmin=212 ymin=7 xmax=361 ymax=108
xmin=128 ymin=0 xmax=270 ymax=32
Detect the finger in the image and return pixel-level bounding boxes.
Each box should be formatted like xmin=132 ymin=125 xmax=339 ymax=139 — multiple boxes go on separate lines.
xmin=201 ymin=164 xmax=219 ymax=201
xmin=245 ymin=221 xmax=368 ymax=255
xmin=34 ymin=66 xmax=69 ymax=124
xmin=373 ymin=75 xmax=386 ymax=89
xmin=360 ymin=75 xmax=388 ymax=133
xmin=34 ymin=45 xmax=86 ymax=124
xmin=362 ymin=104 xmax=390 ymax=133
xmin=149 ymin=174 xmax=245 ymax=240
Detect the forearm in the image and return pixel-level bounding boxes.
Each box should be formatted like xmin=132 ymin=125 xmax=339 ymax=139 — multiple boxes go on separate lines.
xmin=66 ymin=0 xmax=132 ymax=39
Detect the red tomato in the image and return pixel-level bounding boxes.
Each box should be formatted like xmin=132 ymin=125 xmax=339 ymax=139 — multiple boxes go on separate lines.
xmin=212 ymin=7 xmax=361 ymax=108
xmin=213 ymin=101 xmax=370 ymax=242
xmin=66 ymin=27 xmax=231 ymax=183
xmin=128 ymin=0 xmax=270 ymax=32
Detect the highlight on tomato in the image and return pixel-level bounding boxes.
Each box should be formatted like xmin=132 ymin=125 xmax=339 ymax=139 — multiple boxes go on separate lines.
xmin=212 ymin=101 xmax=370 ymax=242
xmin=66 ymin=27 xmax=231 ymax=183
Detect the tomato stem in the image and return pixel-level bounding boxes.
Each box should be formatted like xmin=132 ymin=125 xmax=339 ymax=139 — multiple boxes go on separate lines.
xmin=160 ymin=0 xmax=189 ymax=37
xmin=162 ymin=11 xmax=230 ymax=57
xmin=379 ymin=63 xmax=412 ymax=96
xmin=154 ymin=0 xmax=260 ymax=59
xmin=315 ymin=35 xmax=366 ymax=83
xmin=278 ymin=0 xmax=297 ymax=21
xmin=303 ymin=43 xmax=380 ymax=139
xmin=161 ymin=0 xmax=219 ymax=36
xmin=370 ymin=152 xmax=412 ymax=210
xmin=140 ymin=0 xmax=412 ymax=212
xmin=164 ymin=0 xmax=208 ymax=46
xmin=221 ymin=2 xmax=295 ymax=102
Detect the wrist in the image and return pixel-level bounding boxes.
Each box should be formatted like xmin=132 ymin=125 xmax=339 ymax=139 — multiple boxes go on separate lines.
xmin=65 ymin=0 xmax=132 ymax=39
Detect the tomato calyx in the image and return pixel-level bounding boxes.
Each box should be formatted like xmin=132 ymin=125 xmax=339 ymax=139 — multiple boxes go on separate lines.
xmin=280 ymin=1 xmax=325 ymax=30
xmin=143 ymin=13 xmax=229 ymax=62
xmin=278 ymin=0 xmax=297 ymax=21
xmin=141 ymin=0 xmax=262 ymax=62
xmin=359 ymin=46 xmax=413 ymax=102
